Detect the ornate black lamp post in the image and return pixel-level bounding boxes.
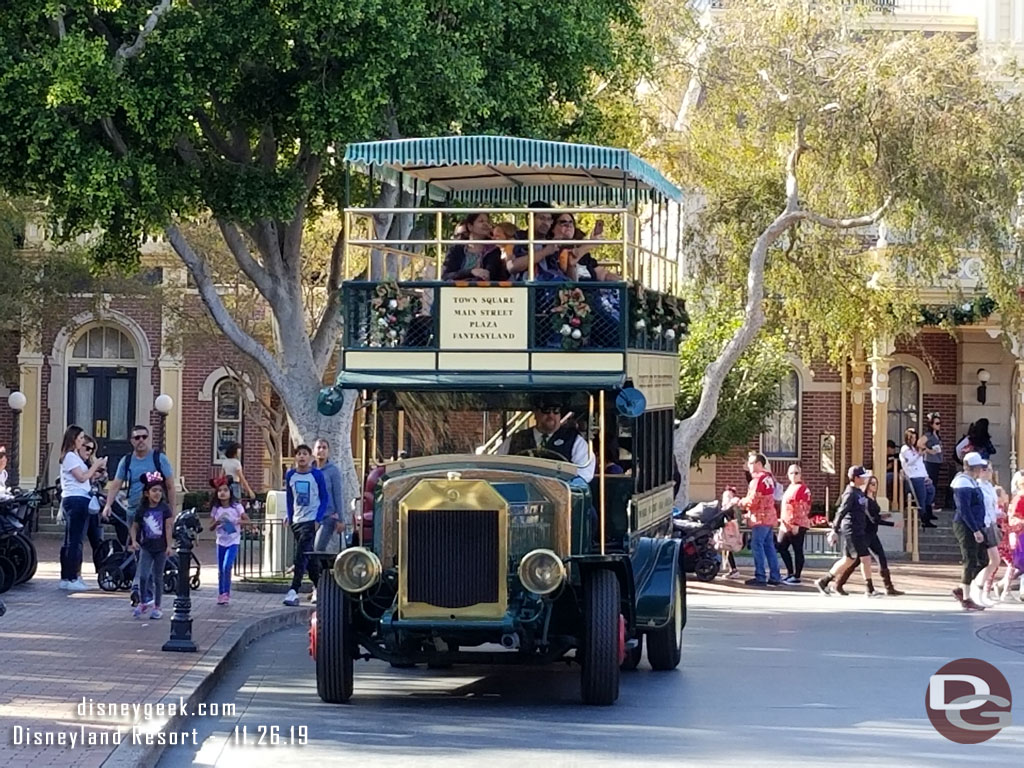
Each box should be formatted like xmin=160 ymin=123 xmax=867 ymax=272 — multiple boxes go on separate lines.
xmin=162 ymin=508 xmax=200 ymax=653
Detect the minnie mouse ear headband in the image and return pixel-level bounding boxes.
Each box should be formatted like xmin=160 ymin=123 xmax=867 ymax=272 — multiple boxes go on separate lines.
xmin=142 ymin=471 xmax=166 ymax=490
xmin=210 ymin=476 xmax=230 ymax=490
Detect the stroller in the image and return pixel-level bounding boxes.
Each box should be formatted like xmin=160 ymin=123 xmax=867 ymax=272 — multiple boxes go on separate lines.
xmin=95 ymin=495 xmax=201 ymax=596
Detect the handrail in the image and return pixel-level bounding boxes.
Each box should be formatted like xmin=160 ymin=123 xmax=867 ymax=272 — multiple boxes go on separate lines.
xmin=477 ymin=411 xmax=533 ymax=455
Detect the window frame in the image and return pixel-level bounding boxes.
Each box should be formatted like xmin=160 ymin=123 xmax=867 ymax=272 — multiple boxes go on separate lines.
xmin=212 ymin=377 xmax=244 ymax=465
xmin=760 ymin=369 xmax=801 ymax=460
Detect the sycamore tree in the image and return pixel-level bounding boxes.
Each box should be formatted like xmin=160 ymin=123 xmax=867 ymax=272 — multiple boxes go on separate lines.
xmin=0 ymin=1 xmax=648 ymax=501
xmin=668 ymin=0 xmax=1024 ymax=504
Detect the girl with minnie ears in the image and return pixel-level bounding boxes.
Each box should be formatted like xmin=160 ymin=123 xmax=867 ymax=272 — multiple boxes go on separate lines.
xmin=208 ymin=477 xmax=251 ymax=605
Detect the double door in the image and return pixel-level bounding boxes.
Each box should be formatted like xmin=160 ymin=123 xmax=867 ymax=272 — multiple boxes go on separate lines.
xmin=67 ymin=367 xmax=137 ymax=474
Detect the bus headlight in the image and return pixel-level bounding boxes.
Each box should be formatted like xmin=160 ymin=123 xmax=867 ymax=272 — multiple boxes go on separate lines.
xmin=332 ymin=547 xmax=382 ymax=593
xmin=518 ymin=549 xmax=566 ymax=596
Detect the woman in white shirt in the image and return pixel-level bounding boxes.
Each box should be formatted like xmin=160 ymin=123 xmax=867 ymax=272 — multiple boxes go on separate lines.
xmin=899 ymin=427 xmax=936 ymax=527
xmin=58 ymin=425 xmax=107 ymax=592
xmin=221 ymin=442 xmax=254 ymax=501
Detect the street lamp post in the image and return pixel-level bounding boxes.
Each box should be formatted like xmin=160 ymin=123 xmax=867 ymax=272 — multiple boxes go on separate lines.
xmin=154 ymin=394 xmax=173 ymax=453
xmin=7 ymin=391 xmax=27 ymax=490
xmin=162 ymin=508 xmax=200 ymax=653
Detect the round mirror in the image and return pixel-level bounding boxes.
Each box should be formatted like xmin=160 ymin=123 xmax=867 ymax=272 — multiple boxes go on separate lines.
xmin=615 ymin=387 xmax=646 ymax=418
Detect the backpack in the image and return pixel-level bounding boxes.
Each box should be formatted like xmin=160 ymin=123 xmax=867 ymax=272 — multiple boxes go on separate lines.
xmin=955 ymin=435 xmax=972 ymax=462
xmin=119 ymin=450 xmax=165 ymax=500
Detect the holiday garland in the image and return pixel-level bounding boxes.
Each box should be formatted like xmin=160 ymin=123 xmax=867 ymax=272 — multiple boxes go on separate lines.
xmin=630 ymin=282 xmax=689 ymax=343
xmin=918 ymin=296 xmax=996 ymax=327
xmin=550 ymin=286 xmax=593 ymax=350
xmin=369 ymin=280 xmax=421 ymax=347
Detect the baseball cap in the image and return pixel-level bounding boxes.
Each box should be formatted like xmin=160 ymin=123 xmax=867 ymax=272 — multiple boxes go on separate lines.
xmin=963 ymin=451 xmax=989 ymax=468
xmin=847 ymin=465 xmax=867 ymax=480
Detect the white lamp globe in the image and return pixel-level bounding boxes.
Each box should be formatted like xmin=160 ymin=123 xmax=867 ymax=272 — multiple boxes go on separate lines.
xmin=155 ymin=394 xmax=174 ymax=414
xmin=7 ymin=391 xmax=27 ymax=412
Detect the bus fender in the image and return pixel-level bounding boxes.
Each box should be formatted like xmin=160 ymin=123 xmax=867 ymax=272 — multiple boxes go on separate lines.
xmin=631 ymin=537 xmax=682 ymax=631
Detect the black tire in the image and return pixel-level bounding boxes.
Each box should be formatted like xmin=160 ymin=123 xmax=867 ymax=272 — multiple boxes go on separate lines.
xmin=189 ymin=574 xmax=201 ymax=590
xmin=694 ymin=555 xmax=720 ymax=583
xmin=0 ymin=557 xmax=15 ymax=595
xmin=97 ymin=564 xmax=122 ymax=592
xmin=3 ymin=534 xmax=33 ymax=585
xmin=580 ymin=568 xmax=620 ymax=706
xmin=647 ymin=563 xmax=684 ymax=671
xmin=316 ymin=571 xmax=354 ymax=703
xmin=164 ymin=572 xmax=177 ymax=595
xmin=22 ymin=536 xmax=38 ymax=583
xmin=621 ymin=635 xmax=643 ymax=672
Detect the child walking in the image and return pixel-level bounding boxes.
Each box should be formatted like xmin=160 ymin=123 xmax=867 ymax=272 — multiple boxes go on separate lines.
xmin=283 ymin=444 xmax=328 ymax=607
xmin=129 ymin=472 xmax=173 ymax=619
xmin=209 ymin=477 xmax=250 ymax=605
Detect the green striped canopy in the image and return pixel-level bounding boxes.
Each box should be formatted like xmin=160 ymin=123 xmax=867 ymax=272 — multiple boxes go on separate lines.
xmin=343 ymin=136 xmax=683 ymax=206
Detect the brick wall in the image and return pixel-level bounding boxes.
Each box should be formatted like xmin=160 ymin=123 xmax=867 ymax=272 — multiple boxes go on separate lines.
xmin=181 ymin=341 xmax=268 ymax=493
xmin=897 ymin=331 xmax=958 ymax=385
xmin=0 ymin=330 xmax=17 ymax=453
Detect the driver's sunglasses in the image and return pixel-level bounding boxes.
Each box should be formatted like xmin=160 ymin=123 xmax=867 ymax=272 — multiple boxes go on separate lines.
xmin=131 ymin=434 xmax=149 ymax=441
xmin=539 ymin=407 xmax=561 ymax=414
xmin=84 ymin=445 xmax=95 ymax=453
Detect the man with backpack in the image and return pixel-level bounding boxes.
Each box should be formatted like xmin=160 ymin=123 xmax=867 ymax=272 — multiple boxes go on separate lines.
xmin=102 ymin=424 xmax=175 ymax=604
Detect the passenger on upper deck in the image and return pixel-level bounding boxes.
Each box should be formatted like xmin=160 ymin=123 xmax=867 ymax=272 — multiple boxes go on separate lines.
xmin=441 ymin=212 xmax=509 ymax=282
xmin=508 ymin=201 xmax=561 ymax=280
xmin=497 ymin=397 xmax=595 ymax=481
xmin=549 ymin=213 xmax=615 ymax=282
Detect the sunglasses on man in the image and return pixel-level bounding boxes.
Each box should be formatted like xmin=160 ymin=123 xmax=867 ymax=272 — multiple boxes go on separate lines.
xmin=131 ymin=433 xmax=149 ymax=442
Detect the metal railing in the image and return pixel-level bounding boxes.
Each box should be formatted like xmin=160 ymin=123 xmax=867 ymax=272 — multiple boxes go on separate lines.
xmin=342 ymin=281 xmax=670 ymax=353
xmin=234 ymin=518 xmax=295 ymax=581
xmin=342 ymin=206 xmax=683 ymax=297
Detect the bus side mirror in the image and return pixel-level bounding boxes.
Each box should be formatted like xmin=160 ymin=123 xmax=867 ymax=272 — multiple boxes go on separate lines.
xmin=615 ymin=388 xmax=646 ymax=418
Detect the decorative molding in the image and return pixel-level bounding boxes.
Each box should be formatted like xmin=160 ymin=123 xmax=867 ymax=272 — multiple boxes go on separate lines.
xmin=196 ymin=367 xmax=257 ymax=403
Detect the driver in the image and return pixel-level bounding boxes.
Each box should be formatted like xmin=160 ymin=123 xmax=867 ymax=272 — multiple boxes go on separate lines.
xmin=497 ymin=398 xmax=595 ymax=482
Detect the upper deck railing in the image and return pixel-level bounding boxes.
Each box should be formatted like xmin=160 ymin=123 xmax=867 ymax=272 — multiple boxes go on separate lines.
xmin=341 ymin=205 xmax=684 ymax=298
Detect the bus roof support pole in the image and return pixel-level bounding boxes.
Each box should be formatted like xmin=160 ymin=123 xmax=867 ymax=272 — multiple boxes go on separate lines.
xmin=527 ymin=212 xmax=535 ymax=281
xmin=371 ymin=392 xmax=379 ymax=466
xmin=435 ymin=211 xmax=443 ymax=279
xmin=359 ymin=390 xmax=370 ymax=547
xmin=599 ymin=390 xmax=607 ymax=556
xmin=343 ymin=209 xmax=351 ymax=280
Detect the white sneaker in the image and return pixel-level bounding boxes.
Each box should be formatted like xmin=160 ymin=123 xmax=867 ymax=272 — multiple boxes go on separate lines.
xmin=725 ymin=570 xmax=742 ymax=580
xmin=310 ymin=588 xmax=317 ymax=605
xmin=58 ymin=580 xmax=71 ymax=590
xmin=283 ymin=589 xmax=299 ymax=607
xmin=970 ymin=586 xmax=994 ymax=608
xmin=66 ymin=579 xmax=90 ymax=592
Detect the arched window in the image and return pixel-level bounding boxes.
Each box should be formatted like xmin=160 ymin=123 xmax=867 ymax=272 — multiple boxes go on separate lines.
xmin=214 ymin=378 xmax=243 ymax=462
xmin=762 ymin=370 xmax=800 ymax=458
xmin=71 ymin=326 xmax=136 ymax=362
xmin=887 ymin=366 xmax=920 ymax=445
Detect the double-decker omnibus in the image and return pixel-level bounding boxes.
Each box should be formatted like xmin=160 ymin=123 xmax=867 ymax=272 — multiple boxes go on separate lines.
xmin=310 ymin=136 xmax=687 ymax=706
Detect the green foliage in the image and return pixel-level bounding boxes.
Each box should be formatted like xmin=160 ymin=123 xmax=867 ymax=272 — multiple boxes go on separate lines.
xmin=0 ymin=1 xmax=650 ymax=258
xmin=918 ymin=297 xmax=997 ymax=328
xmin=676 ymin=307 xmax=789 ymax=464
xmin=671 ymin=0 xmax=1024 ymax=366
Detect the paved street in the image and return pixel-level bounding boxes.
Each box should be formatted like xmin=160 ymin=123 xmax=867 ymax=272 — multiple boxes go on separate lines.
xmin=0 ymin=536 xmax=307 ymax=768
xmin=158 ymin=569 xmax=1024 ymax=768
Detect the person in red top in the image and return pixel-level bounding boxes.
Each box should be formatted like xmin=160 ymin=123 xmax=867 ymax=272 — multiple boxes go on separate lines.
xmin=776 ymin=463 xmax=811 ymax=585
xmin=738 ymin=452 xmax=781 ymax=586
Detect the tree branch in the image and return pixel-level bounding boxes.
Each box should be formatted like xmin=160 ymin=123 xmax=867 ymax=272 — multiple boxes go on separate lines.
xmin=216 ymin=219 xmax=282 ymax=304
xmin=256 ymin=124 xmax=277 ymax=169
xmin=310 ymin=227 xmax=345 ymax=372
xmin=794 ymin=196 xmax=893 ymax=230
xmin=165 ymin=222 xmax=289 ymax=396
xmin=194 ymin=108 xmax=248 ymax=163
xmin=100 ymin=116 xmax=129 ymax=157
xmin=785 ymin=118 xmax=807 ymax=212
xmin=282 ymin=151 xmax=323 ymax=274
xmin=115 ymin=0 xmax=173 ymax=69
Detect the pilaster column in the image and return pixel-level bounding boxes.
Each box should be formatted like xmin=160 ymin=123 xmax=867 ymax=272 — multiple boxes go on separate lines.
xmin=850 ymin=349 xmax=868 ymax=467
xmin=16 ymin=324 xmax=44 ymax=489
xmin=160 ymin=266 xmax=187 ymax=486
xmin=870 ymin=336 xmax=895 ymax=510
xmin=1013 ymin=358 xmax=1024 ymax=476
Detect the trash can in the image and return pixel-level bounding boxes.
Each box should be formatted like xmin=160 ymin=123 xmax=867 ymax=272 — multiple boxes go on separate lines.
xmin=263 ymin=490 xmax=291 ymax=576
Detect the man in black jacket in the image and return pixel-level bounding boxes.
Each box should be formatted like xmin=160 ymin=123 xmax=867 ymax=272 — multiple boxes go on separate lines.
xmin=816 ymin=466 xmax=880 ymax=597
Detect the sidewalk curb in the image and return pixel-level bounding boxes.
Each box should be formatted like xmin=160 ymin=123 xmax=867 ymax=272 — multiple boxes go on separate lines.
xmin=100 ymin=606 xmax=313 ymax=768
